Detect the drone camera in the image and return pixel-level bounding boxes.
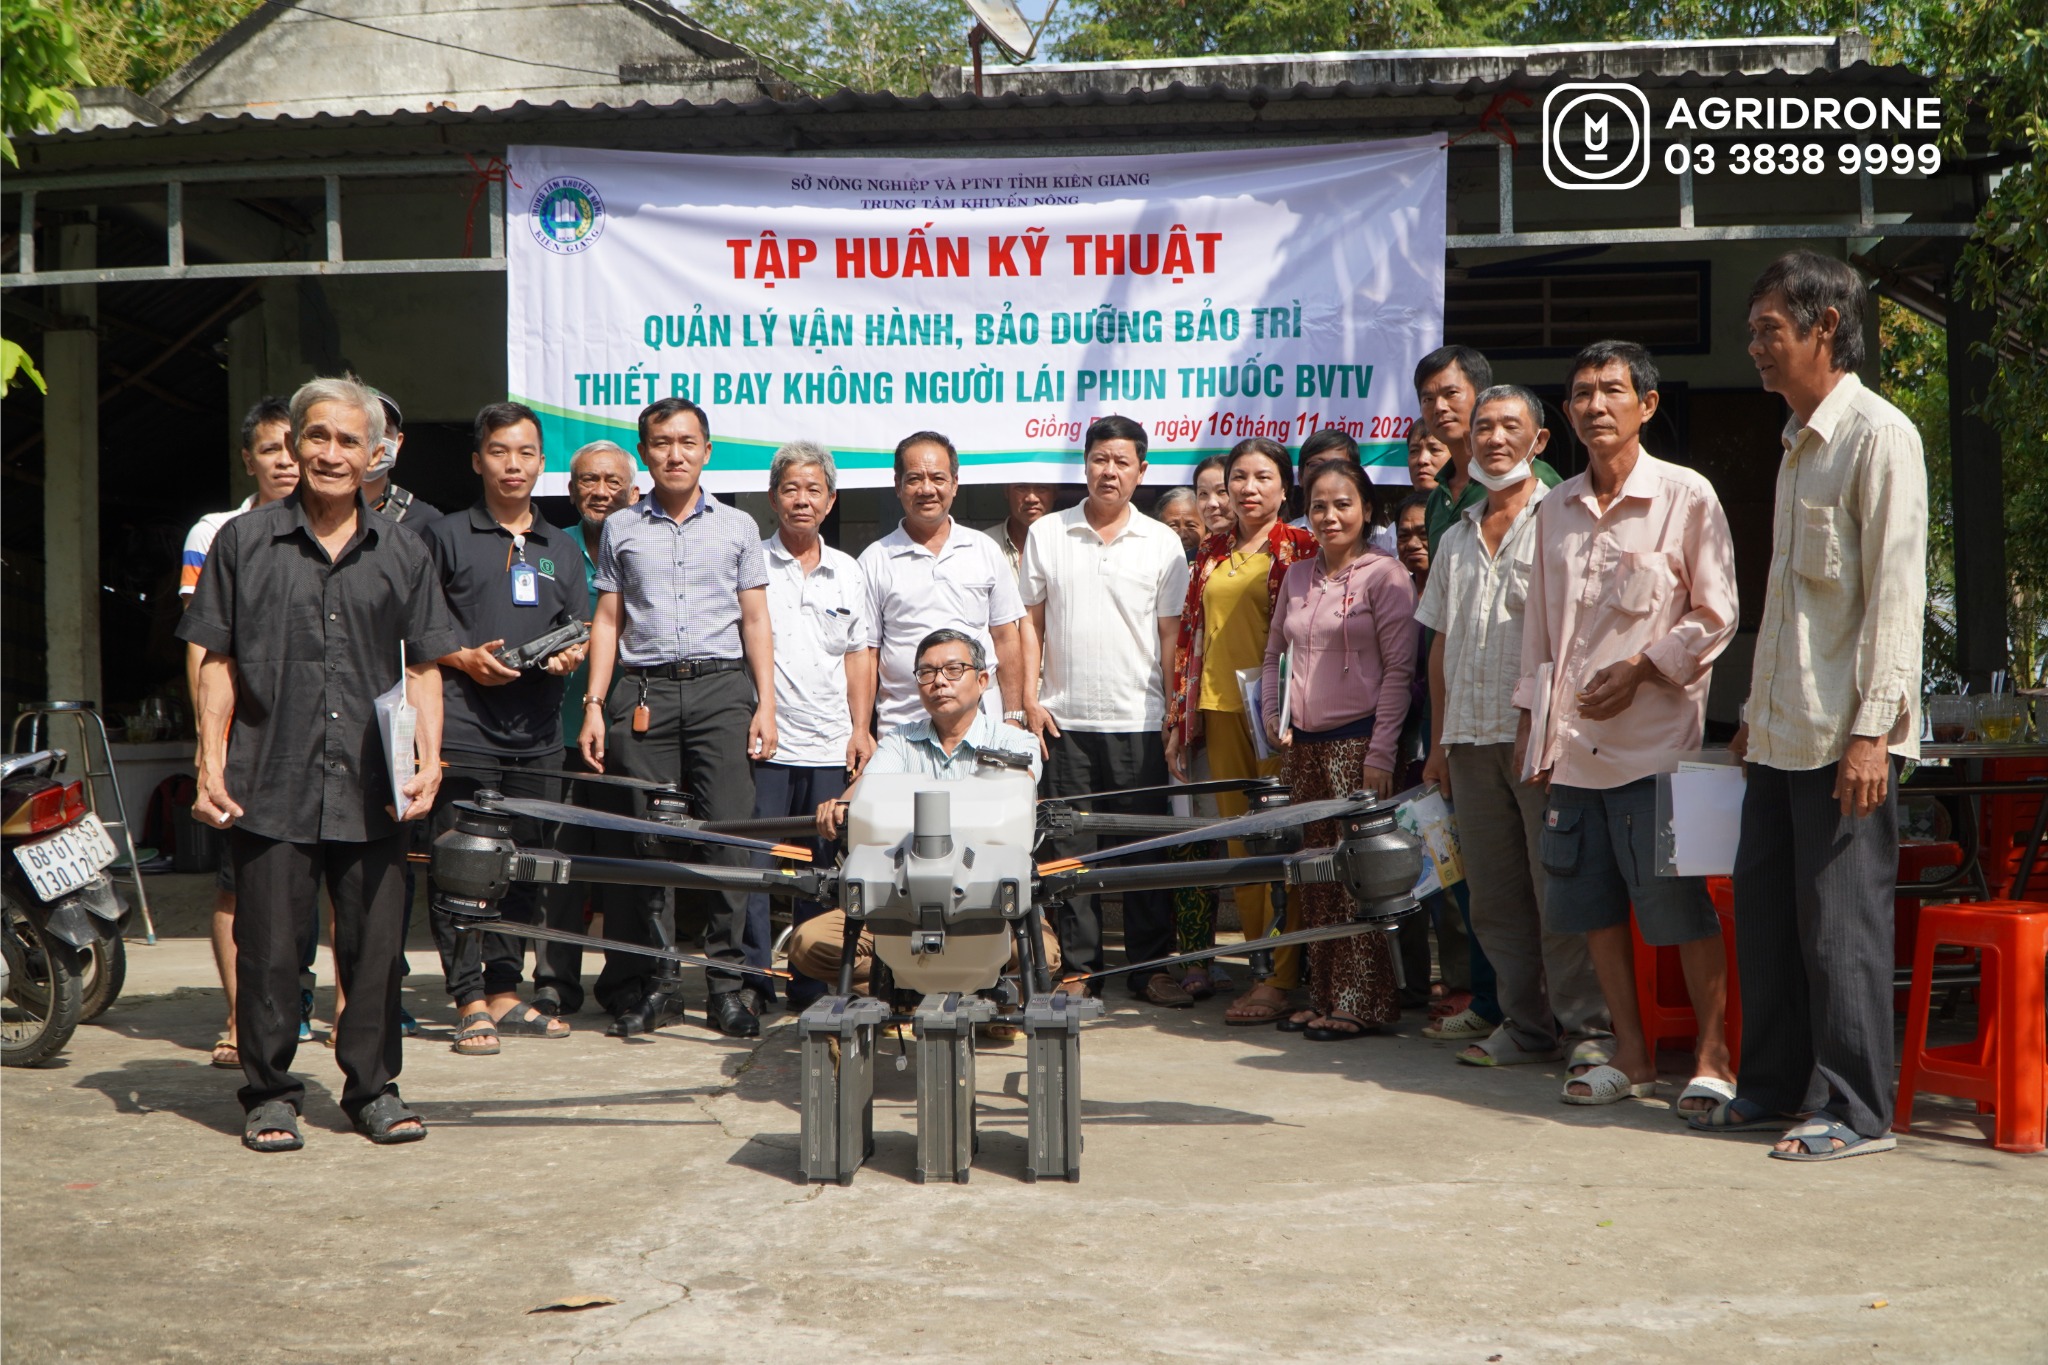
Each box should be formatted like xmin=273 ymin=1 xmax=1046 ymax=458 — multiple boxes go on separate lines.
xmin=911 ymin=930 xmax=947 ymax=956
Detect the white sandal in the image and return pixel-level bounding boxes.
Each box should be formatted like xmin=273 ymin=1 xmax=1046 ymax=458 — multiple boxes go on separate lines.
xmin=1561 ymin=1064 xmax=1656 ymax=1105
xmin=1421 ymin=1007 xmax=1496 ymax=1041
xmin=1674 ymin=1075 xmax=1736 ymax=1116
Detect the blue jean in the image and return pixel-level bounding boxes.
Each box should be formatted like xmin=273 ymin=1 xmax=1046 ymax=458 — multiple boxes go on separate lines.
xmin=746 ymin=762 xmax=847 ymax=1008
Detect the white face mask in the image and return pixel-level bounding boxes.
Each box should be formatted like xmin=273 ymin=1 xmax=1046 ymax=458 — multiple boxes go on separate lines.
xmin=366 ymin=435 xmax=399 ymax=481
xmin=1469 ymin=453 xmax=1532 ymax=492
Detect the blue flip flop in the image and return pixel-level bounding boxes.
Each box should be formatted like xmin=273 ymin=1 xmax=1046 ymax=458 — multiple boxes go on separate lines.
xmin=1688 ymin=1096 xmax=1794 ymax=1133
xmin=1767 ymin=1113 xmax=1896 ymax=1162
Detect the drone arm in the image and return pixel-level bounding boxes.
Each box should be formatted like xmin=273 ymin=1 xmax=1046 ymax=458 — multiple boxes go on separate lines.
xmin=560 ymin=852 xmax=833 ymax=901
xmin=1048 ymin=851 xmax=1312 ymax=900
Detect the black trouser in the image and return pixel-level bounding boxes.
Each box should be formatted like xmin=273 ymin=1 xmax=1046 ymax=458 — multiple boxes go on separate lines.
xmin=745 ymin=761 xmax=847 ymax=1008
xmin=1041 ymin=729 xmax=1174 ymax=988
xmin=428 ymin=752 xmax=568 ymax=1009
xmin=531 ymin=745 xmax=605 ymax=1014
xmin=229 ymin=827 xmax=407 ymax=1117
xmin=594 ymin=668 xmax=756 ymax=1013
xmin=1732 ymin=759 xmax=1901 ymax=1138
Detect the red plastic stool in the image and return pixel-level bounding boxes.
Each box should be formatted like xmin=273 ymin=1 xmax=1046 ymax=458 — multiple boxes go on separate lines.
xmin=1894 ymin=841 xmax=1968 ymax=1010
xmin=1895 ymin=899 xmax=2048 ymax=1153
xmin=1630 ymin=877 xmax=1741 ymax=1061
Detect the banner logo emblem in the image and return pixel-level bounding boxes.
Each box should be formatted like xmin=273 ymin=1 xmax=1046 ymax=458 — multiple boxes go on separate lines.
xmin=531 ymin=177 xmax=605 ymax=254
xmin=1542 ymin=83 xmax=1651 ymax=191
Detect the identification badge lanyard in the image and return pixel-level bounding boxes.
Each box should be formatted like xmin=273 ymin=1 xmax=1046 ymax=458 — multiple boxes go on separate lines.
xmin=509 ymin=533 xmax=539 ymax=606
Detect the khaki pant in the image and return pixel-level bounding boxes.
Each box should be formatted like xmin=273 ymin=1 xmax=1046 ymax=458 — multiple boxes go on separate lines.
xmin=1444 ymin=741 xmax=1609 ymax=1053
xmin=789 ymin=910 xmax=1062 ymax=995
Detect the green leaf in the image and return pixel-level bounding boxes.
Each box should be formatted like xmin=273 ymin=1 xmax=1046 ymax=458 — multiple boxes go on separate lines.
xmin=1 ymin=337 xmax=49 ymax=396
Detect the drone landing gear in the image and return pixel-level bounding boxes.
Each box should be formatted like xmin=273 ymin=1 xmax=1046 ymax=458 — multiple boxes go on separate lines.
xmin=797 ymin=995 xmax=890 ymax=1186
xmin=913 ymin=993 xmax=994 ymax=1184
xmin=1022 ymin=990 xmax=1102 ymax=1183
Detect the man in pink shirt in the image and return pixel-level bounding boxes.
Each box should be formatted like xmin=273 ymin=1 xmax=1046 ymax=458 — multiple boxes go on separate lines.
xmin=1515 ymin=342 xmax=1740 ymax=1112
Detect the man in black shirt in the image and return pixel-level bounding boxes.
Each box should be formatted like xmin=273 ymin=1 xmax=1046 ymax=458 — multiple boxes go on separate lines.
xmin=424 ymin=403 xmax=590 ymax=1056
xmin=364 ymin=387 xmax=443 ymax=532
xmin=180 ymin=376 xmax=459 ymax=1151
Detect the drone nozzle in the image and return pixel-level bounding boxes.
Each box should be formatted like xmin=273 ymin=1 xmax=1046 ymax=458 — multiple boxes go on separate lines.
xmin=912 ymin=790 xmax=952 ymax=860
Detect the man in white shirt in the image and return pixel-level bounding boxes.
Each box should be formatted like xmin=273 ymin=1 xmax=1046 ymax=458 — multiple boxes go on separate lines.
xmin=858 ymin=431 xmax=1028 ymax=733
xmin=747 ymin=441 xmax=876 ymax=1009
xmin=1701 ymin=251 xmax=1929 ymax=1161
xmin=178 ymin=396 xmax=299 ymax=1069
xmin=1022 ymin=416 xmax=1191 ymax=1003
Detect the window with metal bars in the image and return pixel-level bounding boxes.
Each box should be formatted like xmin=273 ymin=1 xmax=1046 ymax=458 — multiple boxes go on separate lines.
xmin=1445 ymin=262 xmax=1709 ymax=356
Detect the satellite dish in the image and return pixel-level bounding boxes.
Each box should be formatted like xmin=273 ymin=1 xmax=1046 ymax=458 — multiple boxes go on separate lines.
xmin=965 ymin=0 xmax=1038 ymax=62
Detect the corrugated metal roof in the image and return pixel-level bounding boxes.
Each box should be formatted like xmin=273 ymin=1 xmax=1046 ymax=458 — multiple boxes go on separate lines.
xmin=29 ymin=56 xmax=1929 ymax=146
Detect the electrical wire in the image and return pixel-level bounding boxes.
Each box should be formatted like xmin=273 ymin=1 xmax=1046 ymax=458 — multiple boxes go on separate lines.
xmin=251 ymin=0 xmax=636 ymax=80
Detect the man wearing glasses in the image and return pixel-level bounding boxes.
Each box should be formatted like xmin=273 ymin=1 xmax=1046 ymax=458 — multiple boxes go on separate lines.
xmin=801 ymin=629 xmax=1053 ymax=997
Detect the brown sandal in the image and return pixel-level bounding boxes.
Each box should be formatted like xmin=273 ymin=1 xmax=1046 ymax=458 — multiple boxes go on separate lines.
xmin=210 ymin=1038 xmax=240 ymax=1069
xmin=1224 ymin=986 xmax=1289 ymax=1026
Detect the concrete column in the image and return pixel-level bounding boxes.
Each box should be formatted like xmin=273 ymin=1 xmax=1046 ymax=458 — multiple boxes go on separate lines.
xmin=1948 ymin=279 xmax=2006 ymax=689
xmin=224 ymin=301 xmax=268 ymax=502
xmin=43 ymin=221 xmax=101 ymax=708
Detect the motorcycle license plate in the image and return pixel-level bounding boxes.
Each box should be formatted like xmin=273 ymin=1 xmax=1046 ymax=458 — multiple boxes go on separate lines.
xmin=11 ymin=813 xmax=119 ymax=902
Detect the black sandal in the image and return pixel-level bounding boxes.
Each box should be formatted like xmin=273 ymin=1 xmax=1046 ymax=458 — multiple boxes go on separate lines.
xmin=450 ymin=1012 xmax=501 ymax=1055
xmin=352 ymin=1091 xmax=427 ymax=1145
xmin=242 ymin=1100 xmax=303 ymax=1153
xmin=492 ymin=1004 xmax=571 ymax=1038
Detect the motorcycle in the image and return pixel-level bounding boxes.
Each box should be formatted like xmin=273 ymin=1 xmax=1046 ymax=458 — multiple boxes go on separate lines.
xmin=2 ymin=750 xmax=129 ymax=1067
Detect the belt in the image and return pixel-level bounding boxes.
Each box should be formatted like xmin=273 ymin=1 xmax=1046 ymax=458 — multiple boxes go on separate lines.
xmin=626 ymin=657 xmax=745 ymax=681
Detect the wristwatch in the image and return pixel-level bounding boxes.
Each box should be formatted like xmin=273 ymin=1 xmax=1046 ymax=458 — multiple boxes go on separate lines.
xmin=1003 ymin=710 xmax=1027 ymax=724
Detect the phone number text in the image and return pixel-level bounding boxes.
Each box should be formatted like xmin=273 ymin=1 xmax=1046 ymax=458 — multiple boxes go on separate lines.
xmin=1663 ymin=142 xmax=1941 ymax=176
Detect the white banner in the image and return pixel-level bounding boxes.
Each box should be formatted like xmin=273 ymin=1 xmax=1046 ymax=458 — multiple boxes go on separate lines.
xmin=507 ymin=141 xmax=1446 ymax=494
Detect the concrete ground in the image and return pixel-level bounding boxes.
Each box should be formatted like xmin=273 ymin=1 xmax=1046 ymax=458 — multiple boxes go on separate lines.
xmin=4 ymin=874 xmax=2044 ymax=1363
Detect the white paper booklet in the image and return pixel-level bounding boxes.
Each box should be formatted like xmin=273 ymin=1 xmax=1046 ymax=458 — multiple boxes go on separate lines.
xmin=374 ymin=645 xmax=417 ymax=816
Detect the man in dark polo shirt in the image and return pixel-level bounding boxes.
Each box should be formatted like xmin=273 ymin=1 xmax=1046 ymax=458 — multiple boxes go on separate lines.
xmin=424 ymin=402 xmax=590 ymax=1056
xmin=579 ymin=397 xmax=778 ymax=1039
xmin=181 ymin=376 xmax=459 ymax=1152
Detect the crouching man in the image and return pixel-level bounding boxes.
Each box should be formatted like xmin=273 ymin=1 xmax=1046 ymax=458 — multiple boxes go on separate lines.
xmin=797 ymin=630 xmax=1059 ymax=1014
xmin=181 ymin=376 xmax=458 ymax=1152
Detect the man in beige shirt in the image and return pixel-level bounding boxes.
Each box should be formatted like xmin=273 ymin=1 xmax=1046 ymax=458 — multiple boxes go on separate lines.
xmin=1515 ymin=342 xmax=1740 ymax=1113
xmin=1693 ymin=251 xmax=1928 ymax=1162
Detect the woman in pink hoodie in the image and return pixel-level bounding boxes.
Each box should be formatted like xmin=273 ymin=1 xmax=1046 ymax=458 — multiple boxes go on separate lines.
xmin=1261 ymin=460 xmax=1417 ymax=1038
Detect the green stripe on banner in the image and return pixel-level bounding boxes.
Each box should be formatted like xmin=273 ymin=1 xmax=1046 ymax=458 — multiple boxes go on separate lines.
xmin=518 ymin=398 xmax=1403 ymax=475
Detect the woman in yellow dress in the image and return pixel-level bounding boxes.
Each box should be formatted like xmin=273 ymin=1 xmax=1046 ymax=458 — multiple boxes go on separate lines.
xmin=1165 ymin=438 xmax=1316 ymax=1025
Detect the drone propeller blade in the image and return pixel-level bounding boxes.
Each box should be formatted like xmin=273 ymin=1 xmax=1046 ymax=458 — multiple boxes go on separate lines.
xmin=441 ymin=757 xmax=671 ymax=793
xmin=1051 ymin=796 xmax=1378 ymax=868
xmin=483 ymin=795 xmax=812 ymax=861
xmin=1036 ymin=776 xmax=1268 ymax=809
xmin=1063 ymin=918 xmax=1403 ymax=985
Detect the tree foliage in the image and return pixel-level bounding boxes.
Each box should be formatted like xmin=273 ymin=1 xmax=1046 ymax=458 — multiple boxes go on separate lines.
xmin=69 ymin=0 xmax=263 ymax=97
xmin=1052 ymin=0 xmax=1519 ymax=61
xmin=2 ymin=0 xmax=91 ymax=166
xmin=682 ymin=0 xmax=979 ymax=94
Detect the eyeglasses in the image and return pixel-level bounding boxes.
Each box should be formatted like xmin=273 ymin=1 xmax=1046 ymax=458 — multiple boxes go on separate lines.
xmin=913 ymin=661 xmax=977 ymax=684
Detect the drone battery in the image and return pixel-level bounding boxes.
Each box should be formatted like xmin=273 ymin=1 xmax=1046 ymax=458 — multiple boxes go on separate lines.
xmin=912 ymin=993 xmax=993 ymax=1185
xmin=797 ymin=996 xmax=890 ymax=1186
xmin=1023 ymin=992 xmax=1104 ymax=1184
